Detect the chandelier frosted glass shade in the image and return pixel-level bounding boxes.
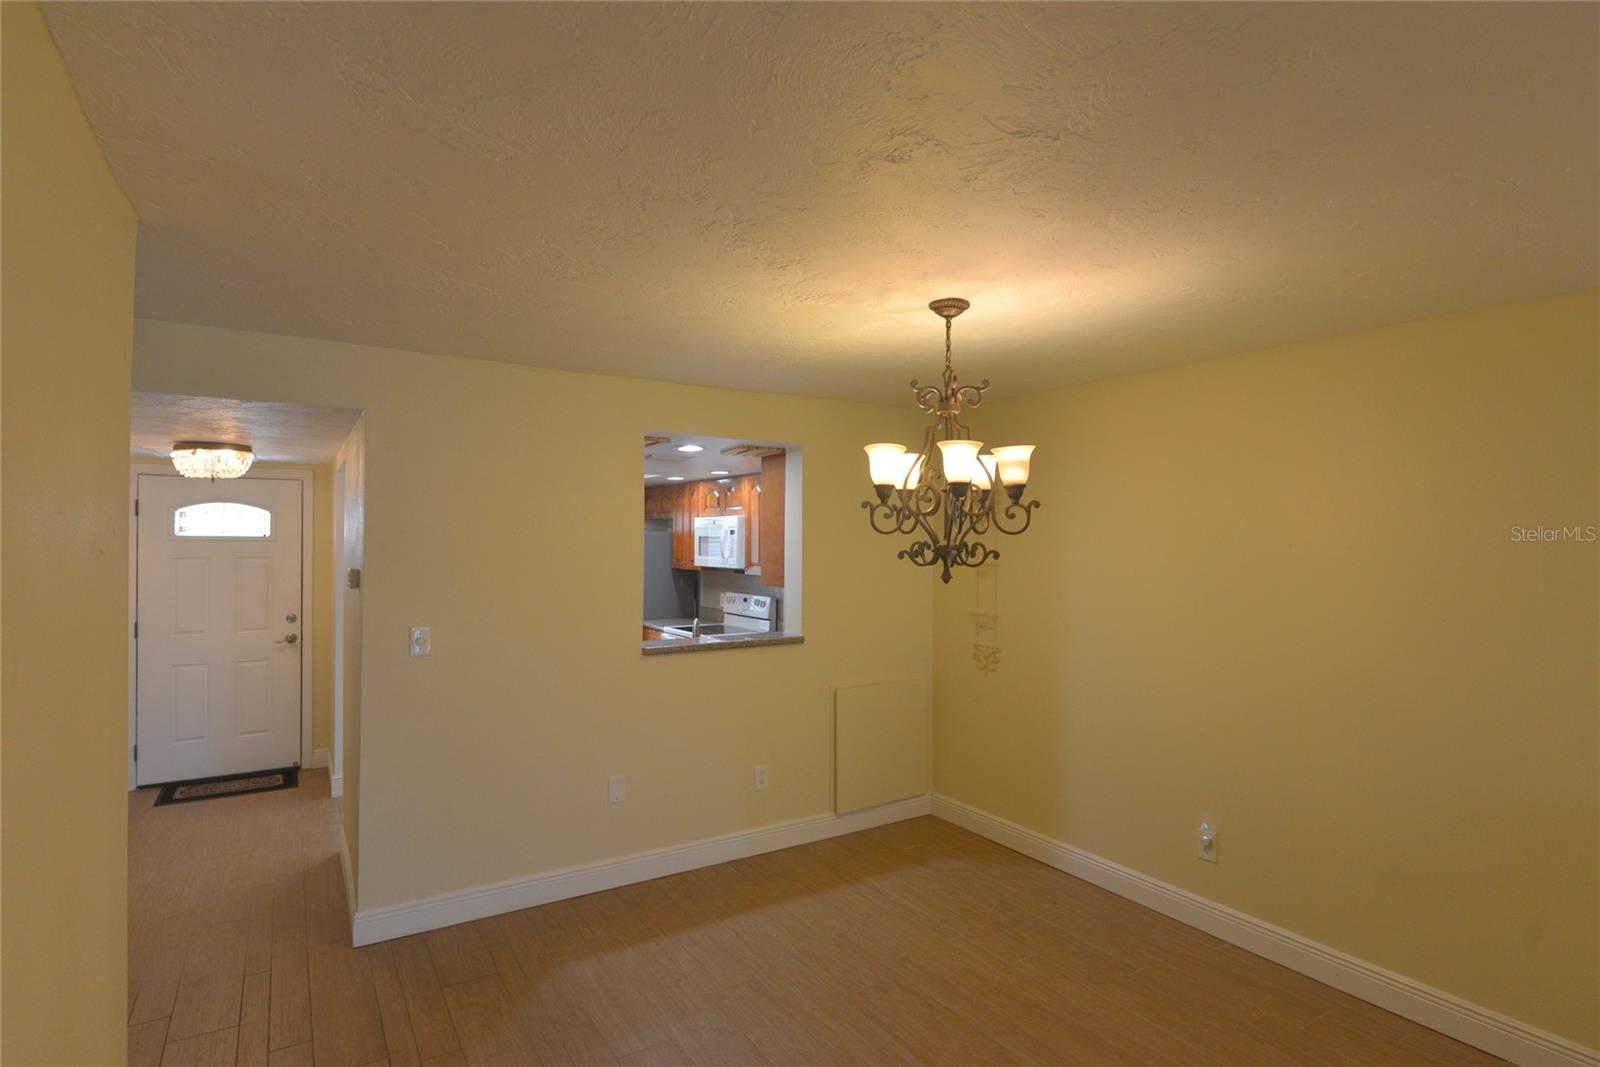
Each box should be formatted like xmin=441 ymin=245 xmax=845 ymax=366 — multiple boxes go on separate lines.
xmin=171 ymin=442 xmax=255 ymax=480
xmin=865 ymin=443 xmax=909 ymax=487
xmin=974 ymin=454 xmax=999 ymax=491
xmin=936 ymin=440 xmax=984 ymax=485
xmin=861 ymin=299 xmax=1038 ymax=583
xmin=990 ymin=445 xmax=1035 ymax=487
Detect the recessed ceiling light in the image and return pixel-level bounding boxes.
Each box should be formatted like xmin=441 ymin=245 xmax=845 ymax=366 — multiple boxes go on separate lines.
xmin=667 ymin=476 xmax=685 ymax=481
xmin=677 ymin=444 xmax=703 ymax=453
xmin=644 ymin=474 xmax=660 ymax=479
xmin=710 ymin=469 xmax=730 ymax=475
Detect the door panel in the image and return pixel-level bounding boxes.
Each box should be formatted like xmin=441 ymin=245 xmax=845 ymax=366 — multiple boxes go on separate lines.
xmin=234 ymin=660 xmax=271 ymax=735
xmin=234 ymin=557 xmax=271 ymax=632
xmin=171 ymin=665 xmax=209 ymax=742
xmin=136 ymin=474 xmax=303 ymax=785
xmin=173 ymin=558 xmax=210 ymax=633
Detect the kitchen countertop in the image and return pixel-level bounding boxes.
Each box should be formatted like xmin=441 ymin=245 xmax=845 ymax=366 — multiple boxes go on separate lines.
xmin=641 ymin=630 xmax=804 ymax=655
xmin=643 ymin=618 xmax=695 ymax=632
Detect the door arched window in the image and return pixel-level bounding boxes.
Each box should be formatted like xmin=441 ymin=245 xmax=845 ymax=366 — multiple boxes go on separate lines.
xmin=172 ymin=501 xmax=272 ymax=539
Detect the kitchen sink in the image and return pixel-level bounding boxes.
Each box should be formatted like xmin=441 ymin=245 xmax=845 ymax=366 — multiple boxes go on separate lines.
xmin=661 ymin=623 xmax=729 ymax=639
xmin=660 ymin=624 xmax=762 ymax=641
xmin=660 ymin=597 xmax=778 ymax=642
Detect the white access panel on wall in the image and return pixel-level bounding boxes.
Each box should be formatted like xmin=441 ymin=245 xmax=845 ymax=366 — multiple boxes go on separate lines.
xmin=135 ymin=473 xmax=304 ymax=785
xmin=834 ymin=679 xmax=930 ymax=814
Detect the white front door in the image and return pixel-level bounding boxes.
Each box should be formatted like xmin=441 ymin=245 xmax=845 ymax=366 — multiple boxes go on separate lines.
xmin=136 ymin=474 xmax=303 ymax=785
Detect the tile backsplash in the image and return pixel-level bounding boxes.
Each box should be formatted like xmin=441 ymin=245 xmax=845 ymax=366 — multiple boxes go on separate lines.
xmin=699 ymin=568 xmax=782 ymax=626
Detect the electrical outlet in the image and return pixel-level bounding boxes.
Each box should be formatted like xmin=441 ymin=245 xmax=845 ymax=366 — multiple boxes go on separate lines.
xmin=1198 ymin=820 xmax=1217 ymax=863
xmin=608 ymin=774 xmax=626 ymax=804
xmin=753 ymin=764 xmax=769 ymax=791
xmin=409 ymin=626 xmax=431 ymax=657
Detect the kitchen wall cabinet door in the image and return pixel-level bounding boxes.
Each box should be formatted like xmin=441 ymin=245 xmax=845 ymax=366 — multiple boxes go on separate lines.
xmin=722 ymin=477 xmax=750 ymax=515
xmin=671 ymin=484 xmax=698 ymax=570
xmin=699 ymin=479 xmax=738 ymax=516
xmin=696 ymin=480 xmax=720 ymax=515
xmin=759 ymin=453 xmax=785 ymax=587
xmin=644 ymin=485 xmax=673 ymax=519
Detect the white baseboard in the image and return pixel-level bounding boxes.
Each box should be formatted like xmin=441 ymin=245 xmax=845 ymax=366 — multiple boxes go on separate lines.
xmin=351 ymin=794 xmax=932 ymax=947
xmin=307 ymin=748 xmax=330 ymax=770
xmin=329 ymin=773 xmax=344 ymax=799
xmin=929 ymin=794 xmax=1598 ymax=1067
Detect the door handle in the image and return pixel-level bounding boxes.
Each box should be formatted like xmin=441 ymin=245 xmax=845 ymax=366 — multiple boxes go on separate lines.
xmin=276 ymin=633 xmax=299 ymax=645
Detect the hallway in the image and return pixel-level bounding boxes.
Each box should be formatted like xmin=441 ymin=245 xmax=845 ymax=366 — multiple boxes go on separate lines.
xmin=128 ymin=769 xmax=350 ymax=1064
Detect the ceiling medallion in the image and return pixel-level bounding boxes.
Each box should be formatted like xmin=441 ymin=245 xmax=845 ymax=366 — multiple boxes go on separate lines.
xmin=862 ymin=298 xmax=1038 ymax=583
xmin=170 ymin=441 xmax=255 ymax=480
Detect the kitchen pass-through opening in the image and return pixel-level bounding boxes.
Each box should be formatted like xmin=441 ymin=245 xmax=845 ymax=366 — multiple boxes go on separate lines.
xmin=641 ymin=432 xmax=802 ymax=654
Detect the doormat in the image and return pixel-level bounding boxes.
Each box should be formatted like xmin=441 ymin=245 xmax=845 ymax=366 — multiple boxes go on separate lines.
xmin=153 ymin=766 xmax=298 ymax=806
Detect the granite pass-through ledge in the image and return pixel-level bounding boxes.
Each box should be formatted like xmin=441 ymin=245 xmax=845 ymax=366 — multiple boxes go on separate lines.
xmin=642 ymin=633 xmax=805 ymax=656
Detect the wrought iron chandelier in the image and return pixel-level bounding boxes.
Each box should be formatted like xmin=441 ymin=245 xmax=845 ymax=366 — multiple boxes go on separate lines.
xmin=862 ymin=298 xmax=1038 ymax=583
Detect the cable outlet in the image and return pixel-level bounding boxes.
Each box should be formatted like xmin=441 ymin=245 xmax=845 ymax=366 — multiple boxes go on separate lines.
xmin=1198 ymin=820 xmax=1217 ymax=863
xmin=608 ymin=774 xmax=626 ymax=804
xmin=753 ymin=764 xmax=769 ymax=791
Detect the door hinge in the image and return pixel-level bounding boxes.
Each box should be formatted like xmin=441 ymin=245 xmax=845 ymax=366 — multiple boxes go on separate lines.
xmin=133 ymin=744 xmax=138 ymax=762
xmin=134 ymin=498 xmax=140 ymax=516
xmin=133 ymin=621 xmax=139 ymax=639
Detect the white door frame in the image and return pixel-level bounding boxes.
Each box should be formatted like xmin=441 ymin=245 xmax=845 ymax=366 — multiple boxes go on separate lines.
xmin=128 ymin=462 xmax=315 ymax=789
xmin=331 ymin=453 xmax=347 ymax=799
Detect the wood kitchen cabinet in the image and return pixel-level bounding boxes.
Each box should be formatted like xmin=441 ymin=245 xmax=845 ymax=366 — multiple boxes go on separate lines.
xmin=695 ymin=477 xmax=748 ymax=516
xmin=646 ymin=463 xmax=781 ymax=577
xmin=644 ymin=484 xmax=674 ymax=519
xmin=645 ymin=483 xmax=699 ymax=569
xmin=758 ymin=452 xmax=785 ymax=587
xmin=725 ymin=476 xmax=752 ymax=516
xmin=670 ymin=483 xmax=698 ymax=570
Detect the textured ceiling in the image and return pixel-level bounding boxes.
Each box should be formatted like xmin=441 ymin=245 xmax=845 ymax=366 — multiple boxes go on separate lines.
xmin=132 ymin=392 xmax=361 ymax=463
xmin=45 ymin=2 xmax=1600 ymax=401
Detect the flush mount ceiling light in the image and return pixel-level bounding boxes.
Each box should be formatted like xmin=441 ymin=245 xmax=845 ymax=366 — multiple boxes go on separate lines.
xmin=862 ymin=298 xmax=1038 ymax=583
xmin=170 ymin=441 xmax=254 ymax=480
xmin=676 ymin=444 xmax=704 ymax=452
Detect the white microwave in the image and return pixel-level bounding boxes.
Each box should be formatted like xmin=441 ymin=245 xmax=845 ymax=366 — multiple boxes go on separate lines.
xmin=693 ymin=514 xmax=747 ymax=569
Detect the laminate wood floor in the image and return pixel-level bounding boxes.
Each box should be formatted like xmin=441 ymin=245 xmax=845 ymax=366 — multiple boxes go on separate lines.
xmin=129 ymin=772 xmax=1503 ymax=1066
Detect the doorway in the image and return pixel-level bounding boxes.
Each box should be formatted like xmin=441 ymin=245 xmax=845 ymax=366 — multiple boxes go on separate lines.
xmin=131 ymin=468 xmax=312 ymax=785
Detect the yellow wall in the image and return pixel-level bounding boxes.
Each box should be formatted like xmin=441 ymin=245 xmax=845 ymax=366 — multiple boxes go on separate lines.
xmin=932 ymin=290 xmax=1600 ymax=1045
xmin=1 ymin=3 xmax=138 ymax=1062
xmin=132 ymin=321 xmax=933 ymax=912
